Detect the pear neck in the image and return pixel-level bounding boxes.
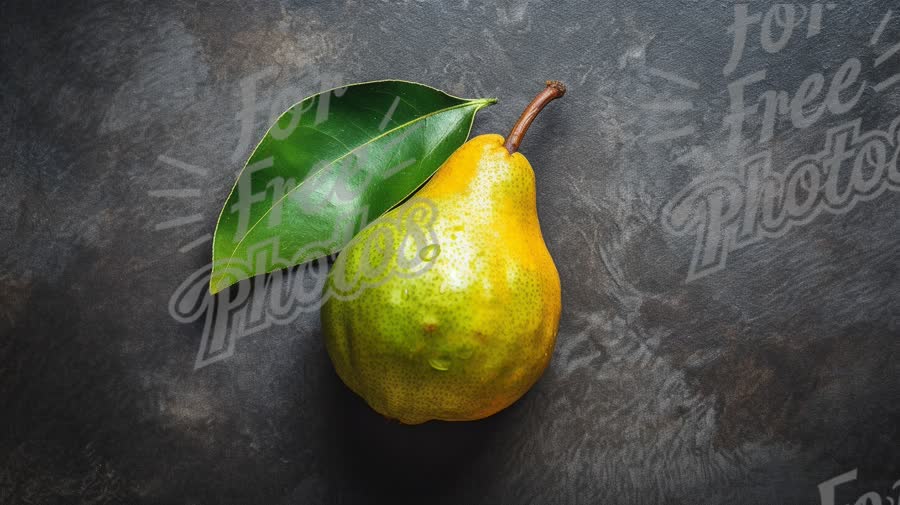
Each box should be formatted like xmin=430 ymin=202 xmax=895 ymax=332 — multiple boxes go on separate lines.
xmin=504 ymin=81 xmax=566 ymax=154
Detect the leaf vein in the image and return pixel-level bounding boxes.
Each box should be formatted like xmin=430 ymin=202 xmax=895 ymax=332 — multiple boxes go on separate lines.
xmin=213 ymin=99 xmax=486 ymax=285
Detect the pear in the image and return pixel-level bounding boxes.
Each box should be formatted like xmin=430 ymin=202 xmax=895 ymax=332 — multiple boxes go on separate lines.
xmin=321 ymin=82 xmax=565 ymax=424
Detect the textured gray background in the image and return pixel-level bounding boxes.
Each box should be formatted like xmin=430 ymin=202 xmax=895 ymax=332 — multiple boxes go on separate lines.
xmin=2 ymin=0 xmax=899 ymax=504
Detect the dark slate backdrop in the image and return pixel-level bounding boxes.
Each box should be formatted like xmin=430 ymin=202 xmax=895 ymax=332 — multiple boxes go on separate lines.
xmin=3 ymin=1 xmax=899 ymax=504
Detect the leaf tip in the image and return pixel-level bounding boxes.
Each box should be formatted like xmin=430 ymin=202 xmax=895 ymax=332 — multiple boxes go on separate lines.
xmin=208 ymin=274 xmax=228 ymax=295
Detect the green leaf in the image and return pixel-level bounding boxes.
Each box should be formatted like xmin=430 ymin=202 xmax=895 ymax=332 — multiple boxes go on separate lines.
xmin=210 ymin=80 xmax=495 ymax=294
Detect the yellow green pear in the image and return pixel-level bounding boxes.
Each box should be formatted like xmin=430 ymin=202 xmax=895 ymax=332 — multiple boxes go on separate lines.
xmin=321 ymin=82 xmax=565 ymax=424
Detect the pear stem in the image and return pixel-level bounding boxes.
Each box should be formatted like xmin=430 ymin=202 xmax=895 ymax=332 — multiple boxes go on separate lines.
xmin=503 ymin=80 xmax=566 ymax=154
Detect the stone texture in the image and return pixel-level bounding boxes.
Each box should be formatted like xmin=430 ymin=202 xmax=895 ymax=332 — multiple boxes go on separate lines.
xmin=2 ymin=0 xmax=899 ymax=503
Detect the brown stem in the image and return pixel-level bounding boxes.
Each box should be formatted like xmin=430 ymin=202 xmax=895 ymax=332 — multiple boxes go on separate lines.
xmin=503 ymin=80 xmax=566 ymax=154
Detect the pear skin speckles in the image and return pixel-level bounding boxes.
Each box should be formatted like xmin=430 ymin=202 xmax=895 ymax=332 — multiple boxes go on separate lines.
xmin=321 ymin=134 xmax=561 ymax=424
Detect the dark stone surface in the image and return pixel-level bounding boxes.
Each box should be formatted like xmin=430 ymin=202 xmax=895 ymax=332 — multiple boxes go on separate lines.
xmin=2 ymin=1 xmax=899 ymax=503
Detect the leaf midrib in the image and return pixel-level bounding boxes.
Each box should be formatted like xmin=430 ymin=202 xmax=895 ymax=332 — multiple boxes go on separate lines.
xmin=211 ymin=98 xmax=491 ymax=290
